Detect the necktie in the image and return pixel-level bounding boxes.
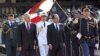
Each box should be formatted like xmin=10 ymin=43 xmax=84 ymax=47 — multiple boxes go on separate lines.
xmin=44 ymin=22 xmax=45 ymax=27
xmin=27 ymin=23 xmax=30 ymax=30
xmin=56 ymin=24 xmax=58 ymax=31
xmin=10 ymin=21 xmax=13 ymax=26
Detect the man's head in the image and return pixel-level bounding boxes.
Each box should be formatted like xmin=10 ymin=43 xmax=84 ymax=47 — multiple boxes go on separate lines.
xmin=7 ymin=14 xmax=14 ymax=21
xmin=52 ymin=14 xmax=60 ymax=23
xmin=82 ymin=7 xmax=90 ymax=18
xmin=23 ymin=14 xmax=31 ymax=23
xmin=41 ymin=13 xmax=48 ymax=21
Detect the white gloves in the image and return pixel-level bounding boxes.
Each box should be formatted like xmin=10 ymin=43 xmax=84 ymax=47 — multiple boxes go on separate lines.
xmin=95 ymin=44 xmax=99 ymax=49
xmin=68 ymin=17 xmax=72 ymax=22
xmin=76 ymin=33 xmax=82 ymax=40
xmin=0 ymin=44 xmax=5 ymax=48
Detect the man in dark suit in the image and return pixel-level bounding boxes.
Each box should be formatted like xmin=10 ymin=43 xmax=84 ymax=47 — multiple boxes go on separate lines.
xmin=17 ymin=14 xmax=37 ymax=56
xmin=47 ymin=14 xmax=66 ymax=56
xmin=2 ymin=14 xmax=18 ymax=56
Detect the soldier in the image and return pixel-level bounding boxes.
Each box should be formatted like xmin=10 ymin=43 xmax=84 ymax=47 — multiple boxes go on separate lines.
xmin=73 ymin=7 xmax=99 ymax=56
xmin=2 ymin=14 xmax=18 ymax=56
xmin=64 ymin=17 xmax=73 ymax=56
xmin=0 ymin=20 xmax=2 ymax=44
xmin=72 ymin=18 xmax=80 ymax=56
xmin=98 ymin=21 xmax=100 ymax=49
xmin=36 ymin=13 xmax=50 ymax=56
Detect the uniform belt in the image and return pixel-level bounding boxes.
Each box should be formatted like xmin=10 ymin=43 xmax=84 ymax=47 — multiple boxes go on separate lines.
xmin=83 ymin=36 xmax=94 ymax=39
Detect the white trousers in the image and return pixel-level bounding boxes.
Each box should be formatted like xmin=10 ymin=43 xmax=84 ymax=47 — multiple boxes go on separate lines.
xmin=39 ymin=44 xmax=48 ymax=56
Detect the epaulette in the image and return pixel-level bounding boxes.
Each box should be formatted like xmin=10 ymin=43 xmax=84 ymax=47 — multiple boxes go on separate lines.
xmin=93 ymin=18 xmax=98 ymax=23
xmin=73 ymin=18 xmax=79 ymax=24
xmin=93 ymin=18 xmax=98 ymax=28
xmin=2 ymin=23 xmax=12 ymax=34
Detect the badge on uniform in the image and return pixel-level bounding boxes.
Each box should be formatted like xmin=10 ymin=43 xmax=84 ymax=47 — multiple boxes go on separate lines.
xmin=76 ymin=33 xmax=82 ymax=40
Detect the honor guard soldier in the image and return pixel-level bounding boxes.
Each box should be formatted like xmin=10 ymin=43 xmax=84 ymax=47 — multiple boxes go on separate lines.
xmin=36 ymin=13 xmax=50 ymax=56
xmin=2 ymin=14 xmax=18 ymax=56
xmin=98 ymin=21 xmax=100 ymax=49
xmin=73 ymin=7 xmax=99 ymax=56
xmin=64 ymin=17 xmax=73 ymax=56
xmin=72 ymin=18 xmax=80 ymax=56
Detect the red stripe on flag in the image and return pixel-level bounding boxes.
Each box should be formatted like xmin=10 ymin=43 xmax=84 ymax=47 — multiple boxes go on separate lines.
xmin=31 ymin=16 xmax=41 ymax=23
xmin=29 ymin=0 xmax=45 ymax=14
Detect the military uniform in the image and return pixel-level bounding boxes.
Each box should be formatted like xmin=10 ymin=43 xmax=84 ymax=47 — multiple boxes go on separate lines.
xmin=64 ymin=22 xmax=73 ymax=56
xmin=72 ymin=18 xmax=80 ymax=56
xmin=36 ymin=21 xmax=50 ymax=56
xmin=73 ymin=17 xmax=98 ymax=56
xmin=2 ymin=20 xmax=18 ymax=56
xmin=98 ymin=21 xmax=100 ymax=49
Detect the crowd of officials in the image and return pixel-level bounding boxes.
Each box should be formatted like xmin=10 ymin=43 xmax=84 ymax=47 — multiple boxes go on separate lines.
xmin=0 ymin=6 xmax=100 ymax=56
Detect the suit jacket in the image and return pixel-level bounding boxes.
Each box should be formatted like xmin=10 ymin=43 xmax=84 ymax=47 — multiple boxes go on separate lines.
xmin=2 ymin=21 xmax=18 ymax=46
xmin=47 ymin=23 xmax=66 ymax=47
xmin=18 ymin=23 xmax=37 ymax=48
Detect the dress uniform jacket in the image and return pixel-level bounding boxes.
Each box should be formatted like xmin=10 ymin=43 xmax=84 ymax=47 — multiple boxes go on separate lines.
xmin=2 ymin=21 xmax=18 ymax=56
xmin=73 ymin=17 xmax=98 ymax=56
xmin=36 ymin=21 xmax=50 ymax=56
xmin=76 ymin=18 xmax=98 ymax=46
xmin=36 ymin=21 xmax=50 ymax=45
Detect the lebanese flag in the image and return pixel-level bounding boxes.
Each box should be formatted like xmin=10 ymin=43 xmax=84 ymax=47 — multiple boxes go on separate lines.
xmin=25 ymin=0 xmax=54 ymax=23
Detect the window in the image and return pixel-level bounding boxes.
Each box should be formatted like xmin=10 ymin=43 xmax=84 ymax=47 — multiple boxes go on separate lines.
xmin=16 ymin=0 xmax=40 ymax=2
xmin=6 ymin=0 xmax=11 ymax=3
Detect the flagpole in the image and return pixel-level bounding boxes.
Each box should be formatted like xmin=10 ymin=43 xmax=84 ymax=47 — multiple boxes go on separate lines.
xmin=56 ymin=1 xmax=72 ymax=30
xmin=79 ymin=2 xmax=83 ymax=56
xmin=53 ymin=0 xmax=56 ymax=2
xmin=55 ymin=1 xmax=68 ymax=17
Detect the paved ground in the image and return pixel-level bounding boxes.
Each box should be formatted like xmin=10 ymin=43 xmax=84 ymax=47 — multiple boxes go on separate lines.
xmin=0 ymin=53 xmax=6 ymax=56
xmin=95 ymin=50 xmax=100 ymax=56
xmin=0 ymin=50 xmax=100 ymax=56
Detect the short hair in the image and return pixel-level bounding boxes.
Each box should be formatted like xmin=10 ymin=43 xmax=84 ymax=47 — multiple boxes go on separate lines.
xmin=23 ymin=14 xmax=30 ymax=19
xmin=52 ymin=14 xmax=55 ymax=19
xmin=52 ymin=14 xmax=59 ymax=19
xmin=82 ymin=7 xmax=90 ymax=12
xmin=7 ymin=14 xmax=13 ymax=17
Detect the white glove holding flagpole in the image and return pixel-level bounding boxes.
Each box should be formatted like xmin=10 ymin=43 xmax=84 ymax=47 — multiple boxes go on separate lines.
xmin=0 ymin=44 xmax=5 ymax=48
xmin=68 ymin=17 xmax=72 ymax=22
xmin=95 ymin=44 xmax=99 ymax=49
xmin=76 ymin=33 xmax=82 ymax=40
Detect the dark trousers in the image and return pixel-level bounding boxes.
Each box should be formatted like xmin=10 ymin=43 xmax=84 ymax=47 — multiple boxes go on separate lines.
xmin=66 ymin=43 xmax=71 ymax=56
xmin=66 ymin=34 xmax=71 ymax=56
xmin=99 ymin=34 xmax=100 ymax=49
xmin=5 ymin=43 xmax=16 ymax=56
xmin=80 ymin=39 xmax=95 ymax=56
xmin=49 ymin=44 xmax=64 ymax=56
xmin=89 ymin=47 xmax=94 ymax=56
xmin=21 ymin=45 xmax=33 ymax=56
xmin=72 ymin=38 xmax=79 ymax=56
